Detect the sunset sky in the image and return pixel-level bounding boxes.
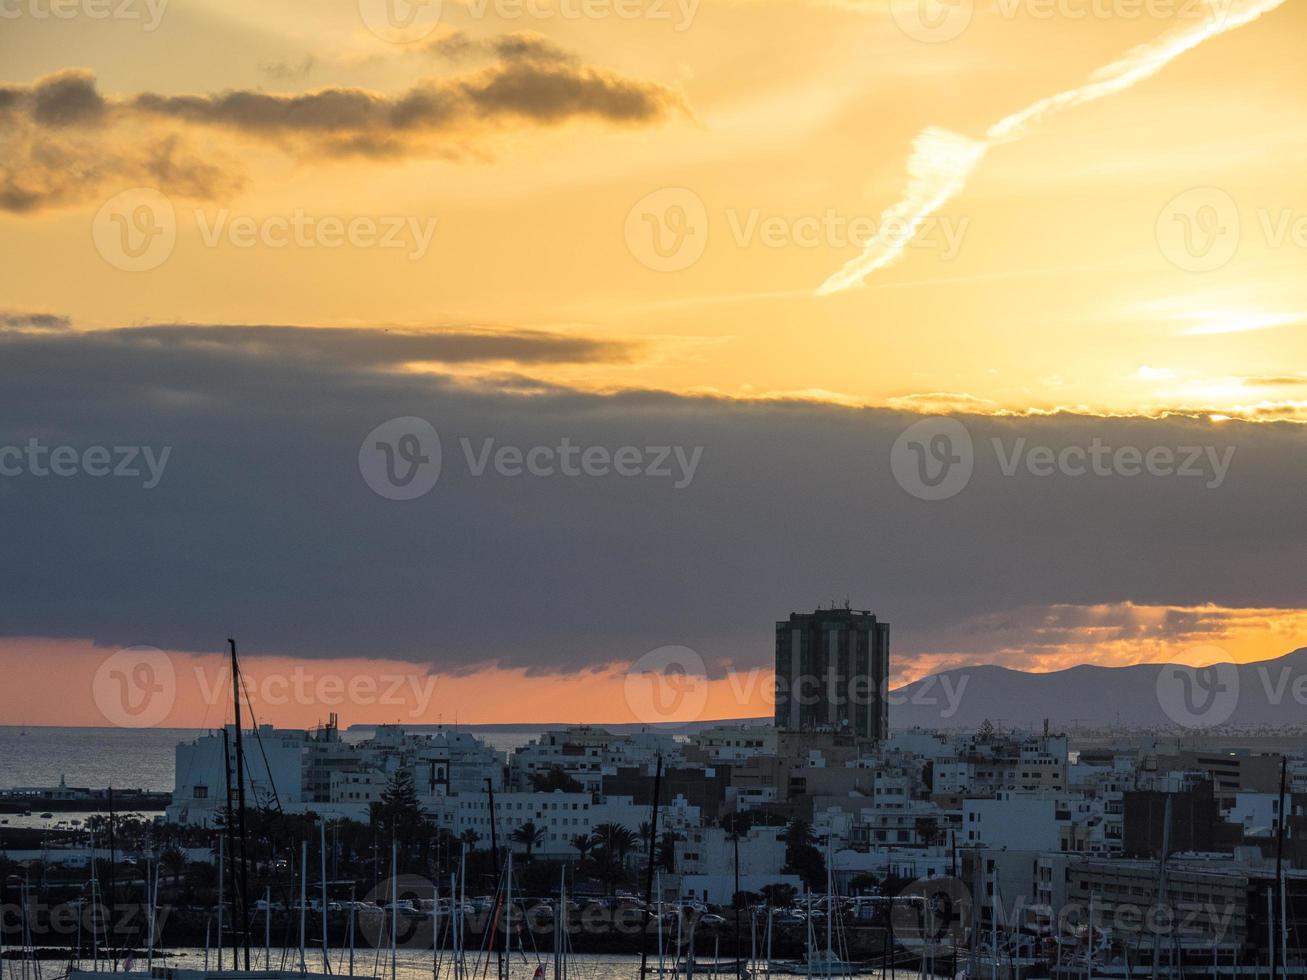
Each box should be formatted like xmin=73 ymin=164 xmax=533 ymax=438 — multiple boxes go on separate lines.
xmin=2 ymin=0 xmax=1306 ymax=727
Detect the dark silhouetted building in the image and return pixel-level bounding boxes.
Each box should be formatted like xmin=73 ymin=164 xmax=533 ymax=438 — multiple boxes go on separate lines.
xmin=1123 ymin=780 xmax=1235 ymax=858
xmin=774 ymin=605 xmax=889 ymax=740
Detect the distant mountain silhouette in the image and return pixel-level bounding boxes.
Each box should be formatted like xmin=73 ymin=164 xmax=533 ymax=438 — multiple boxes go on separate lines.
xmin=890 ymin=647 xmax=1307 ymax=731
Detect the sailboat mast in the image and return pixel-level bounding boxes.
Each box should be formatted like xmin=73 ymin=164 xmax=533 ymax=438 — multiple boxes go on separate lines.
xmin=391 ymin=837 xmax=399 ymax=980
xmin=486 ymin=780 xmax=503 ymax=980
xmin=989 ymin=870 xmax=997 ymax=980
xmin=1151 ymin=794 xmax=1172 ymax=980
xmin=657 ymin=871 xmax=665 ymax=980
xmin=503 ymin=850 xmax=514 ymax=977
xmin=229 ymin=637 xmax=253 ymax=970
xmin=733 ymin=824 xmax=742 ymax=980
xmin=222 ymin=728 xmax=240 ymax=967
xmin=458 ymin=848 xmax=468 ymax=980
xmin=1274 ymin=754 xmax=1288 ymax=980
xmin=265 ymin=885 xmax=272 ymax=971
xmin=555 ymin=867 xmax=564 ymax=980
xmin=825 ymin=838 xmax=833 ymax=961
xmin=300 ymin=840 xmax=308 ymax=974
xmin=1087 ymin=892 xmax=1094 ymax=980
xmin=321 ymin=817 xmax=330 ymax=973
xmin=107 ymin=786 xmax=118 ymax=973
xmin=641 ymin=755 xmax=664 ymax=980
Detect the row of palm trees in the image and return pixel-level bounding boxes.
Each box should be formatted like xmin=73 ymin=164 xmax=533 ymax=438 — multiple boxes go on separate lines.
xmin=504 ymin=821 xmax=644 ymax=864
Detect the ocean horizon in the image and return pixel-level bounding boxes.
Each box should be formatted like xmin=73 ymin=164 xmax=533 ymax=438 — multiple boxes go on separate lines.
xmin=0 ymin=725 xmax=543 ymax=792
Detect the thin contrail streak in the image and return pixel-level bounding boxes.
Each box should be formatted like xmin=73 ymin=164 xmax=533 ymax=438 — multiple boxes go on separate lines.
xmin=816 ymin=0 xmax=1289 ymax=296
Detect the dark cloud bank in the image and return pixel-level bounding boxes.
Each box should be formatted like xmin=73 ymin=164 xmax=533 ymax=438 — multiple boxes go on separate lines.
xmin=1 ymin=323 xmax=1305 ymax=676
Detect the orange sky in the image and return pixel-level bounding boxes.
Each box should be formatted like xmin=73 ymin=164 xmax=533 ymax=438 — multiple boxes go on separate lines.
xmin=4 ymin=0 xmax=1307 ymax=722
xmin=4 ymin=0 xmax=1307 ymax=420
xmin=6 ymin=602 xmax=1306 ymax=728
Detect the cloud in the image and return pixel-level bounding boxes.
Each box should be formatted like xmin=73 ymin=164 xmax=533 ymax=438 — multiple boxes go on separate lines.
xmin=129 ymin=63 xmax=678 ymax=148
xmin=0 ymin=74 xmax=242 ymax=214
xmin=1179 ymin=310 xmax=1306 ymax=335
xmin=0 ymin=55 xmax=684 ymax=211
xmin=0 ymin=310 xmax=72 ymax=331
xmin=419 ymin=30 xmax=578 ymax=64
xmin=27 ymin=68 xmax=109 ymax=127
xmin=1241 ymin=376 xmax=1307 ymax=388
xmin=885 ymin=390 xmax=1000 ymax=414
xmin=75 ymin=323 xmax=639 ymax=368
xmin=896 ymin=602 xmax=1307 ymax=683
xmin=816 ymin=127 xmax=987 ymax=295
xmin=817 ymin=0 xmax=1289 ymax=294
xmin=258 ymin=57 xmax=318 ymax=82
xmin=2 ymin=324 xmax=1307 ymax=677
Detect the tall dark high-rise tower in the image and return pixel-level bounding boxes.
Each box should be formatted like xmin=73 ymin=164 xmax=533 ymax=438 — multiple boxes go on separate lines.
xmin=774 ymin=605 xmax=889 ymax=740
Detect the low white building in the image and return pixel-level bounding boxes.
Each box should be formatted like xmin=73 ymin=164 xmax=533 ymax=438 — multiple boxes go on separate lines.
xmin=963 ymin=794 xmax=1062 ymax=851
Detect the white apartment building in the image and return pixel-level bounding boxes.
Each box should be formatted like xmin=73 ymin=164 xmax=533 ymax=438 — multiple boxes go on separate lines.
xmin=689 ymin=725 xmax=777 ymax=763
xmin=167 ymin=724 xmax=313 ymax=825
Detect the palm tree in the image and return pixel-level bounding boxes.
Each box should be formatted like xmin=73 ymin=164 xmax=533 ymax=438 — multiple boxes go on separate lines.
xmin=571 ymin=833 xmax=595 ymax=861
xmin=593 ymin=823 xmax=639 ymax=863
xmin=460 ymin=829 xmax=481 ymax=853
xmin=511 ymin=821 xmax=547 ymax=861
xmin=657 ymin=832 xmax=678 ymax=874
xmin=162 ymin=846 xmax=187 ymax=887
xmin=780 ymin=819 xmax=815 ymax=849
xmin=588 ymin=823 xmax=640 ymax=895
xmin=914 ymin=816 xmax=941 ymax=847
